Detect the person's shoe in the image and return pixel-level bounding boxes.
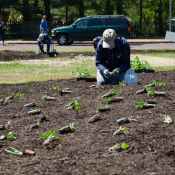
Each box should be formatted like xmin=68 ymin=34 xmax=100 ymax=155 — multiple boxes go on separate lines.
xmin=46 ymin=52 xmax=50 ymax=55
xmin=3 ymin=44 xmax=5 ymax=46
xmin=41 ymin=51 xmax=44 ymax=54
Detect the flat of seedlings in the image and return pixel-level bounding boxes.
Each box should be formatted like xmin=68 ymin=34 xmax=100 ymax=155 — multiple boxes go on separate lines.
xmin=1 ymin=70 xmax=175 ymax=174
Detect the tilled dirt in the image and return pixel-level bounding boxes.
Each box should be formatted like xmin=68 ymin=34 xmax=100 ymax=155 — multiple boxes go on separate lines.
xmin=1 ymin=70 xmax=175 ymax=174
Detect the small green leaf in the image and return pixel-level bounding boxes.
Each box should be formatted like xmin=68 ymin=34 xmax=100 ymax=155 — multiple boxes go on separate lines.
xmin=50 ymin=128 xmax=55 ymax=135
xmin=53 ymin=136 xmax=59 ymax=139
xmin=114 ymin=143 xmax=119 ymax=147
xmin=121 ymin=142 xmax=129 ymax=150
xmin=40 ymin=135 xmax=47 ymax=139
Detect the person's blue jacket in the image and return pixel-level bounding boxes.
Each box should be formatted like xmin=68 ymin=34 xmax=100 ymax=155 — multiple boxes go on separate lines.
xmin=40 ymin=20 xmax=49 ymax=30
xmin=95 ymin=35 xmax=130 ymax=73
xmin=0 ymin=25 xmax=6 ymax=35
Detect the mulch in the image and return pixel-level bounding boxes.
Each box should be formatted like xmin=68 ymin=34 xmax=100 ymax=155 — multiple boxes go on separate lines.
xmin=0 ymin=70 xmax=175 ymax=174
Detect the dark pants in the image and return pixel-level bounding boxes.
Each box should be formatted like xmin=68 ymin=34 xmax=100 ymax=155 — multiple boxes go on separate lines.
xmin=1 ymin=35 xmax=5 ymax=43
xmin=38 ymin=39 xmax=51 ymax=53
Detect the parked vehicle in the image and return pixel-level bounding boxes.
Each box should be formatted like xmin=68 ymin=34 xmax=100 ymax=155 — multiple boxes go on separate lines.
xmin=51 ymin=15 xmax=136 ymax=45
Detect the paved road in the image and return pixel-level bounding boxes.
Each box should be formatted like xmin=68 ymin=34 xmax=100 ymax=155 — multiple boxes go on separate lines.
xmin=0 ymin=43 xmax=175 ymax=50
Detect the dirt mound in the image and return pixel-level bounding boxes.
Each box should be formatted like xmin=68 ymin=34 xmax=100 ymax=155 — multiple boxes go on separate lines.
xmin=1 ymin=71 xmax=175 ymax=174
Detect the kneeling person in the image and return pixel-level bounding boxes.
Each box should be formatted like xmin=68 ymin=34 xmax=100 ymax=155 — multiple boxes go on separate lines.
xmin=38 ymin=33 xmax=51 ymax=54
xmin=95 ymin=29 xmax=130 ymax=85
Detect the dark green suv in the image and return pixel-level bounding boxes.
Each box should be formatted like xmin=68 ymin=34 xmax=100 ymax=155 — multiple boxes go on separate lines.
xmin=51 ymin=15 xmax=136 ymax=45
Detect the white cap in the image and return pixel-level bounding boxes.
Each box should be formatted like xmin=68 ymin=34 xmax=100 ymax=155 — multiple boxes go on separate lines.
xmin=103 ymin=29 xmax=116 ymax=48
xmin=38 ymin=34 xmax=44 ymax=41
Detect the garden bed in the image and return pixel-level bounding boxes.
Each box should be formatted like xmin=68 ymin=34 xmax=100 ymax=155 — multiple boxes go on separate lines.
xmin=0 ymin=50 xmax=95 ymax=61
xmin=0 ymin=70 xmax=175 ymax=174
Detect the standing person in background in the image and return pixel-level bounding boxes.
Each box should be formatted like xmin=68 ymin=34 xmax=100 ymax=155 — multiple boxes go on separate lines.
xmin=0 ymin=21 xmax=7 ymax=46
xmin=40 ymin=15 xmax=49 ymax=34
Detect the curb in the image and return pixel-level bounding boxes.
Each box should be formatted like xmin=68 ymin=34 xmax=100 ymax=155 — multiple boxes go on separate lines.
xmin=6 ymin=40 xmax=173 ymax=45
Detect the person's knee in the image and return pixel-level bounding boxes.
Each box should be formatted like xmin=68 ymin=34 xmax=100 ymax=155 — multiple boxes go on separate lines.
xmin=38 ymin=40 xmax=41 ymax=45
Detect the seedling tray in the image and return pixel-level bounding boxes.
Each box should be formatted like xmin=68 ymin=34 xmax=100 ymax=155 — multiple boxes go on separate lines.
xmin=135 ymin=69 xmax=155 ymax=73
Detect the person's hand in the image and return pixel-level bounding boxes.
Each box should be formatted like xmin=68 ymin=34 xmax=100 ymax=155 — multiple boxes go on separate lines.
xmin=103 ymin=69 xmax=110 ymax=78
xmin=112 ymin=68 xmax=120 ymax=78
xmin=40 ymin=30 xmax=41 ymax=32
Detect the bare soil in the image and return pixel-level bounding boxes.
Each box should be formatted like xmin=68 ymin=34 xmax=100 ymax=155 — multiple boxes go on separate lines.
xmin=1 ymin=70 xmax=175 ymax=174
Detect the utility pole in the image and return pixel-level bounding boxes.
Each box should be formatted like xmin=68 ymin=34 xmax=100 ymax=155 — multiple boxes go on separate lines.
xmin=127 ymin=0 xmax=129 ymax=16
xmin=169 ymin=0 xmax=171 ymax=31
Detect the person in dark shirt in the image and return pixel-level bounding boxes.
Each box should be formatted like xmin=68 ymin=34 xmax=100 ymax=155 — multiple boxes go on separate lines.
xmin=0 ymin=21 xmax=7 ymax=45
xmin=95 ymin=29 xmax=130 ymax=85
xmin=93 ymin=36 xmax=103 ymax=51
xmin=37 ymin=33 xmax=51 ymax=54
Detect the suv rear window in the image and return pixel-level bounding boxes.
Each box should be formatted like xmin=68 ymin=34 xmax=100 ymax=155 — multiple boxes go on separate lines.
xmin=90 ymin=19 xmax=102 ymax=26
xmin=104 ymin=17 xmax=127 ymax=26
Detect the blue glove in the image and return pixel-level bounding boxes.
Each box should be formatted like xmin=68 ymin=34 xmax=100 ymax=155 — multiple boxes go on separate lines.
xmin=112 ymin=68 xmax=121 ymax=78
xmin=103 ymin=69 xmax=109 ymax=78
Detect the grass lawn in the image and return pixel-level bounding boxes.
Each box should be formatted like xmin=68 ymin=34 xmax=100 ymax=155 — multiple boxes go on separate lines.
xmin=0 ymin=52 xmax=175 ymax=84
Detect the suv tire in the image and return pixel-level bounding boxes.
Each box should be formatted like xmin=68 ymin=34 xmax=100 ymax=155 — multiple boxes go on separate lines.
xmin=57 ymin=34 xmax=69 ymax=45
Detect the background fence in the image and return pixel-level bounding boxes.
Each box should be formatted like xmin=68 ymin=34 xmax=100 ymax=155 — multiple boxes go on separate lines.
xmin=1 ymin=20 xmax=58 ymax=39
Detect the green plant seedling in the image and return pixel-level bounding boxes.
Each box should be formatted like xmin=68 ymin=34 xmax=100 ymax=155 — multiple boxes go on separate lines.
xmin=163 ymin=114 xmax=169 ymax=120
xmin=40 ymin=128 xmax=59 ymax=139
xmin=123 ymin=115 xmax=137 ymax=122
xmin=37 ymin=108 xmax=42 ymax=113
xmin=6 ymin=132 xmax=16 ymax=141
xmin=10 ymin=92 xmax=26 ymax=99
xmin=98 ymin=115 xmax=102 ymax=119
xmin=5 ymin=121 xmax=11 ymax=129
xmin=37 ymin=122 xmax=43 ymax=128
xmin=4 ymin=147 xmax=23 ymax=156
xmin=153 ymin=80 xmax=169 ymax=86
xmin=71 ymin=87 xmax=78 ymax=90
xmin=119 ymin=81 xmax=127 ymax=86
xmin=41 ymin=96 xmax=47 ymax=101
xmin=76 ymin=68 xmax=91 ymax=78
xmin=69 ymin=123 xmax=76 ymax=132
xmin=105 ymin=97 xmax=112 ymax=104
xmin=130 ymin=56 xmax=152 ymax=71
xmin=121 ymin=142 xmax=129 ymax=150
xmin=72 ymin=99 xmax=83 ymax=110
xmin=143 ymin=86 xmax=154 ymax=97
xmin=96 ymin=104 xmax=103 ymax=112
xmin=114 ymin=143 xmax=119 ymax=147
xmin=128 ymin=115 xmax=137 ymax=122
xmin=135 ymin=101 xmax=147 ymax=110
xmin=54 ymin=85 xmax=62 ymax=94
xmin=109 ymin=89 xmax=119 ymax=95
xmin=3 ymin=98 xmax=8 ymax=104
xmin=119 ymin=126 xmax=127 ymax=133
xmin=28 ymin=89 xmax=34 ymax=92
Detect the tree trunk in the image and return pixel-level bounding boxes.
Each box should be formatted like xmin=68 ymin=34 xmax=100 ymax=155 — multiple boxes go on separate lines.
xmin=79 ymin=1 xmax=84 ymax=17
xmin=117 ymin=0 xmax=122 ymax=15
xmin=158 ymin=0 xmax=163 ymax=35
xmin=140 ymin=0 xmax=142 ymax=31
xmin=66 ymin=4 xmax=68 ymax=25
